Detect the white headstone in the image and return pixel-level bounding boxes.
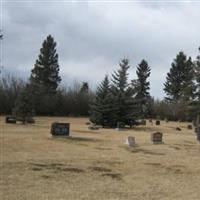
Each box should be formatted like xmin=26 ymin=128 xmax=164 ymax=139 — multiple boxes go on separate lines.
xmin=125 ymin=136 xmax=136 ymax=147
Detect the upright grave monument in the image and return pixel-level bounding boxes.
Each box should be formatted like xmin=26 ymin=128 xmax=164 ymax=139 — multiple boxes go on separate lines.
xmin=125 ymin=136 xmax=136 ymax=147
xmin=51 ymin=122 xmax=70 ymax=137
xmin=151 ymin=132 xmax=163 ymax=144
xmin=155 ymin=120 xmax=160 ymax=125
xmin=194 ymin=115 xmax=200 ymax=142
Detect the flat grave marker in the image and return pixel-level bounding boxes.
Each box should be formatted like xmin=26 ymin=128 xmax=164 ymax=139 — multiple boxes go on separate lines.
xmin=5 ymin=116 xmax=16 ymax=124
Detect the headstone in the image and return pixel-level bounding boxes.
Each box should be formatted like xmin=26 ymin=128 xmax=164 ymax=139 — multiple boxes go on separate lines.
xmin=141 ymin=120 xmax=146 ymax=125
xmin=51 ymin=122 xmax=70 ymax=136
xmin=125 ymin=136 xmax=136 ymax=147
xmin=176 ymin=127 xmax=181 ymax=131
xmin=187 ymin=125 xmax=192 ymax=130
xmin=88 ymin=125 xmax=99 ymax=130
xmin=5 ymin=116 xmax=16 ymax=124
xmin=195 ymin=126 xmax=200 ymax=142
xmin=116 ymin=122 xmax=125 ymax=131
xmin=149 ymin=119 xmax=153 ymax=125
xmin=155 ymin=120 xmax=160 ymax=125
xmin=151 ymin=132 xmax=163 ymax=144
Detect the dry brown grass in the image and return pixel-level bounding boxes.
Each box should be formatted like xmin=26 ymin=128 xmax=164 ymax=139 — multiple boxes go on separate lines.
xmin=0 ymin=117 xmax=200 ymax=200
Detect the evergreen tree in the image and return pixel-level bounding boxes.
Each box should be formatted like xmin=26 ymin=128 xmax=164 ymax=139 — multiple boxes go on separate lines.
xmin=77 ymin=82 xmax=90 ymax=116
xmin=164 ymin=52 xmax=195 ymax=102
xmin=164 ymin=51 xmax=195 ymax=120
xmin=13 ymin=85 xmax=34 ymax=124
xmin=191 ymin=47 xmax=200 ymax=119
xmin=135 ymin=59 xmax=151 ymax=118
xmin=30 ymin=35 xmax=61 ymax=115
xmin=195 ymin=47 xmax=200 ymax=101
xmin=90 ymin=75 xmax=113 ymax=127
xmin=110 ymin=58 xmax=138 ymax=126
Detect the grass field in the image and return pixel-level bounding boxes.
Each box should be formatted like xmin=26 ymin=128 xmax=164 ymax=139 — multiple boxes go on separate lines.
xmin=0 ymin=117 xmax=200 ymax=200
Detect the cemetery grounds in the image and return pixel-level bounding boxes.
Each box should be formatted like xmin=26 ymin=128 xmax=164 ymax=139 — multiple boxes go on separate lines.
xmin=0 ymin=116 xmax=200 ymax=200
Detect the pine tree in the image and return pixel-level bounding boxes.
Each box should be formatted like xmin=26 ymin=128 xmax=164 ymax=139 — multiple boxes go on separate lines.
xmin=164 ymin=51 xmax=195 ymax=121
xmin=191 ymin=47 xmax=200 ymax=119
xmin=13 ymin=85 xmax=34 ymax=124
xmin=90 ymin=75 xmax=113 ymax=127
xmin=110 ymin=59 xmax=138 ymax=126
xmin=164 ymin=52 xmax=195 ymax=102
xmin=195 ymin=47 xmax=200 ymax=101
xmin=77 ymin=82 xmax=90 ymax=116
xmin=30 ymin=35 xmax=61 ymax=115
xmin=135 ymin=59 xmax=151 ymax=118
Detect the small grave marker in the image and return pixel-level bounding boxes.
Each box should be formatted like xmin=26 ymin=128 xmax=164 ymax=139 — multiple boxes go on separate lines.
xmin=151 ymin=132 xmax=163 ymax=144
xmin=195 ymin=126 xmax=200 ymax=142
xmin=125 ymin=136 xmax=136 ymax=147
xmin=88 ymin=125 xmax=99 ymax=130
xmin=176 ymin=127 xmax=181 ymax=131
xmin=187 ymin=125 xmax=192 ymax=130
xmin=5 ymin=116 xmax=16 ymax=124
xmin=116 ymin=122 xmax=125 ymax=131
xmin=51 ymin=122 xmax=70 ymax=136
xmin=155 ymin=120 xmax=160 ymax=125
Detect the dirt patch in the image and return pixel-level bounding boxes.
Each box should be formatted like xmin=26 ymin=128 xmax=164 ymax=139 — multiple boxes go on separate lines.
xmin=127 ymin=148 xmax=166 ymax=156
xmin=94 ymin=160 xmax=122 ymax=167
xmin=30 ymin=163 xmax=85 ymax=173
xmin=144 ymin=162 xmax=162 ymax=167
xmin=89 ymin=166 xmax=112 ymax=172
xmin=95 ymin=147 xmax=112 ymax=151
xmin=59 ymin=167 xmax=85 ymax=173
xmin=102 ymin=173 xmax=122 ymax=180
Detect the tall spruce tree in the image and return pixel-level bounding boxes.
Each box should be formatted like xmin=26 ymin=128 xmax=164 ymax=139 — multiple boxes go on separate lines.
xmin=164 ymin=52 xmax=194 ymax=102
xmin=195 ymin=47 xmax=200 ymax=101
xmin=90 ymin=75 xmax=113 ymax=127
xmin=30 ymin=35 xmax=61 ymax=115
xmin=110 ymin=58 xmax=138 ymax=126
xmin=192 ymin=47 xmax=200 ymax=119
xmin=135 ymin=59 xmax=151 ymax=118
xmin=164 ymin=51 xmax=195 ymax=120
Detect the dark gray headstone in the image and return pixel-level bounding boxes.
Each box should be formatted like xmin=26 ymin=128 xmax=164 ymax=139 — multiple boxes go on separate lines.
xmin=5 ymin=116 xmax=16 ymax=124
xmin=151 ymin=132 xmax=163 ymax=144
xmin=155 ymin=120 xmax=160 ymax=125
xmin=195 ymin=126 xmax=200 ymax=142
xmin=88 ymin=125 xmax=99 ymax=130
xmin=51 ymin=122 xmax=70 ymax=136
xmin=187 ymin=125 xmax=192 ymax=130
xmin=176 ymin=127 xmax=181 ymax=131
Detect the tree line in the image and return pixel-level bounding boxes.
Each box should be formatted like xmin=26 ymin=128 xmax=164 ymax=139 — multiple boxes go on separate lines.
xmin=0 ymin=35 xmax=199 ymax=125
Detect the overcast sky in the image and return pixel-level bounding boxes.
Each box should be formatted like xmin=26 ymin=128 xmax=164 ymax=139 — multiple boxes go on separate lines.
xmin=1 ymin=0 xmax=200 ymax=98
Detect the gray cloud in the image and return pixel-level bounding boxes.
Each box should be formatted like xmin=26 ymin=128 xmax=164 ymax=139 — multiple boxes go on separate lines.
xmin=1 ymin=1 xmax=200 ymax=98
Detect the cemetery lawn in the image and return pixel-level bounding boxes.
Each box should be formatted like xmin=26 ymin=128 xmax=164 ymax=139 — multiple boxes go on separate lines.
xmin=0 ymin=117 xmax=200 ymax=200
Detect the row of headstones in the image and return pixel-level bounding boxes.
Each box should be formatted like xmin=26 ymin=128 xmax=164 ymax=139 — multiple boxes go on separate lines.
xmin=126 ymin=132 xmax=164 ymax=147
xmin=5 ymin=116 xmax=35 ymax=124
xmin=5 ymin=117 xmax=200 ymax=143
xmin=126 ymin=127 xmax=200 ymax=147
